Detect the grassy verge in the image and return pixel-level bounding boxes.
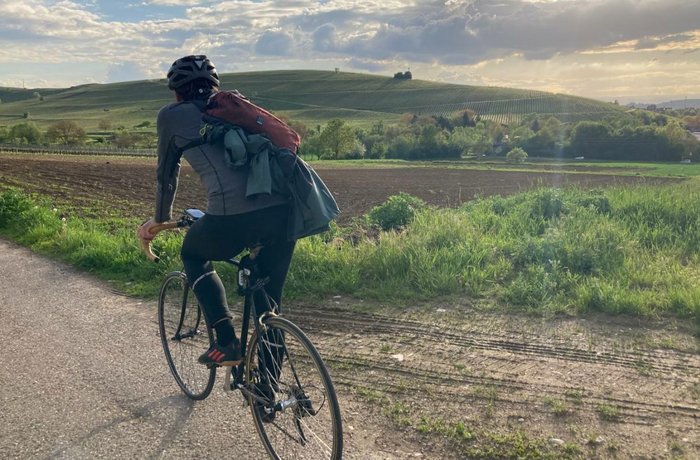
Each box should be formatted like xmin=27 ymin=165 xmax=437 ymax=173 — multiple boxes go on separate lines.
xmin=0 ymin=183 xmax=698 ymax=326
xmin=308 ymin=158 xmax=700 ymax=177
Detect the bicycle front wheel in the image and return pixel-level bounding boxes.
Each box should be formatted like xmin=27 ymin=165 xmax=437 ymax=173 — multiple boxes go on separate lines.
xmin=246 ymin=316 xmax=343 ymax=460
xmin=158 ymin=271 xmax=216 ymax=400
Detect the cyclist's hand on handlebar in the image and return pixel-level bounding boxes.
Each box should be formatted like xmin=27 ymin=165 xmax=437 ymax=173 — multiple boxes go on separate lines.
xmin=137 ymin=218 xmax=160 ymax=242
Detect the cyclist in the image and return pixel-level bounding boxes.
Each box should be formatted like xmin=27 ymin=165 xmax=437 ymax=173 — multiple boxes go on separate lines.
xmin=137 ymin=55 xmax=295 ymax=368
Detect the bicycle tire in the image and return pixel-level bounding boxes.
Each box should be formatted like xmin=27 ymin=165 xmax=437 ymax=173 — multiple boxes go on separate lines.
xmin=158 ymin=271 xmax=216 ymax=400
xmin=246 ymin=315 xmax=343 ymax=460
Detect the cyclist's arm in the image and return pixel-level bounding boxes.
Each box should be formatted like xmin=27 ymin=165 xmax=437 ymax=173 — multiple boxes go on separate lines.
xmin=154 ymin=106 xmax=183 ymax=224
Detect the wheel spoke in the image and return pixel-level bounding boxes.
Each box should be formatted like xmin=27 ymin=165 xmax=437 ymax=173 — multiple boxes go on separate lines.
xmin=158 ymin=272 xmax=215 ymax=400
xmin=247 ymin=316 xmax=342 ymax=459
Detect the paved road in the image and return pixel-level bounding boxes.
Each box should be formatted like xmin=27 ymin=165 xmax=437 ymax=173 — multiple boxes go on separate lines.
xmin=0 ymin=239 xmax=439 ymax=460
xmin=0 ymin=239 xmax=269 ymax=459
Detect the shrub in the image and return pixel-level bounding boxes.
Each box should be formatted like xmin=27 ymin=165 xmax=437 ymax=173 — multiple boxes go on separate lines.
xmin=368 ymin=193 xmax=427 ymax=230
xmin=9 ymin=122 xmax=42 ymax=144
xmin=506 ymin=147 xmax=528 ymax=164
xmin=46 ymin=120 xmax=87 ymax=145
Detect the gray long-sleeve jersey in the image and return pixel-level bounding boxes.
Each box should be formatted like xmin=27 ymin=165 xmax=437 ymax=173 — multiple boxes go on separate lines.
xmin=154 ymin=101 xmax=287 ymax=222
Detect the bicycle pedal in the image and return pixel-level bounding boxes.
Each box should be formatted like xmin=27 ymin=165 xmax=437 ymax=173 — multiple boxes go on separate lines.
xmin=223 ymin=366 xmax=233 ymax=392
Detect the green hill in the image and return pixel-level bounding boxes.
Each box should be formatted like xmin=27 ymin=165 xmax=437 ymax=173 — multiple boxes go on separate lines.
xmin=0 ymin=70 xmax=628 ymax=131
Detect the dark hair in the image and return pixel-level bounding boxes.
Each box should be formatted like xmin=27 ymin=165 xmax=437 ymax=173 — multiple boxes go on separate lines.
xmin=175 ymin=79 xmax=219 ymax=101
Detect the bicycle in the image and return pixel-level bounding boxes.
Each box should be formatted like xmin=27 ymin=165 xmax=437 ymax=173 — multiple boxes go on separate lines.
xmin=140 ymin=208 xmax=343 ymax=459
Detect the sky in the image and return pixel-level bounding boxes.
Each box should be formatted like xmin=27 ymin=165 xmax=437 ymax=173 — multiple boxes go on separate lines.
xmin=1 ymin=0 xmax=699 ymax=104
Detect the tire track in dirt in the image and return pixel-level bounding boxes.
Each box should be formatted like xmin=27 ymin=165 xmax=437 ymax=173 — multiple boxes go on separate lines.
xmin=283 ymin=304 xmax=699 ymax=442
xmin=292 ymin=306 xmax=699 ymax=376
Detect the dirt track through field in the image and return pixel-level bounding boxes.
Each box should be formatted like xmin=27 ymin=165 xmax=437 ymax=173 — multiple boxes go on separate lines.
xmin=287 ymin=303 xmax=699 ymax=458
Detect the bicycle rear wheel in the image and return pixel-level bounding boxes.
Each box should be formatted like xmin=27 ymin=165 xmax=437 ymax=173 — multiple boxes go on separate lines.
xmin=158 ymin=271 xmax=216 ymax=400
xmin=246 ymin=315 xmax=343 ymax=460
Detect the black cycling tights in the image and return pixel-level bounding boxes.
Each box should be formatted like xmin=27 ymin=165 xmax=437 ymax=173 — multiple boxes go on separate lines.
xmin=180 ymin=204 xmax=295 ymax=346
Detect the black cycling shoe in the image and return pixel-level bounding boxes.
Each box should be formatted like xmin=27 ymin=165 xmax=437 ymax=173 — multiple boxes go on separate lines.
xmin=198 ymin=340 xmax=242 ymax=367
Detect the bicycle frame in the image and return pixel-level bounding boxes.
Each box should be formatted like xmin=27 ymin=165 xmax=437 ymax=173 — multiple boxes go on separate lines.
xmin=219 ymin=254 xmax=281 ymax=405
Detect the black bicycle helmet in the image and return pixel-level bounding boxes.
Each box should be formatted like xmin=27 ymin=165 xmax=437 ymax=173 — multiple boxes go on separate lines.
xmin=166 ymin=55 xmax=220 ymax=90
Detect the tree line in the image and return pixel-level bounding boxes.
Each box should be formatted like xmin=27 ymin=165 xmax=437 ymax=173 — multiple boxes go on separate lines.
xmin=298 ymin=109 xmax=699 ymax=162
xmin=0 ymin=119 xmax=156 ymax=149
xmin=2 ymin=108 xmax=698 ymax=162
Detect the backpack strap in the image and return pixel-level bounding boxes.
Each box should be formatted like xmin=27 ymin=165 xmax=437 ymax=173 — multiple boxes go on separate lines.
xmin=175 ymin=100 xmax=211 ymax=153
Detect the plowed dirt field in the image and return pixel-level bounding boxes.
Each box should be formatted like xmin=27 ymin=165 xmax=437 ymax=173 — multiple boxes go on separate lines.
xmin=0 ymin=153 xmax=676 ymax=221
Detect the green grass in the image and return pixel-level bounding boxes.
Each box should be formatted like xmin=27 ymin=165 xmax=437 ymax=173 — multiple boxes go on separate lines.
xmin=290 ymin=183 xmax=699 ymax=320
xmin=308 ymin=158 xmax=700 ymax=179
xmin=1 ymin=181 xmax=698 ymax=325
xmin=355 ymin=389 xmax=579 ymax=459
xmin=596 ymin=404 xmax=621 ymax=421
xmin=543 ymin=397 xmax=570 ymax=416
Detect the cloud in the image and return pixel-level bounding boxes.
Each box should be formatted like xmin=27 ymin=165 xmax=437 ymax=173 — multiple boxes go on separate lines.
xmin=255 ymin=30 xmax=294 ymax=56
xmin=312 ymin=24 xmax=336 ymax=52
xmin=635 ymin=33 xmax=695 ymax=50
xmin=347 ymin=58 xmax=390 ymax=72
xmin=311 ymin=0 xmax=700 ymax=66
xmin=106 ymin=61 xmax=150 ymax=83
xmin=144 ymin=0 xmax=211 ymax=5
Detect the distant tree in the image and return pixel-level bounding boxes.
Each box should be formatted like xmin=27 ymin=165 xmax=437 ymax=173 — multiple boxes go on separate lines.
xmin=451 ymin=109 xmax=477 ymax=128
xmin=0 ymin=126 xmax=8 ymax=142
xmin=400 ymin=113 xmax=417 ymax=125
xmin=97 ymin=119 xmax=112 ymax=131
xmin=139 ymin=133 xmax=157 ymax=149
xmin=368 ymin=140 xmax=388 ymax=159
xmin=110 ymin=132 xmax=139 ymax=149
xmin=318 ymin=119 xmax=358 ymax=159
xmin=370 ymin=120 xmax=385 ymax=136
xmin=448 ymin=125 xmax=492 ymax=157
xmin=387 ymin=134 xmax=418 ymax=159
xmin=506 ymin=147 xmax=528 ymax=163
xmin=569 ymin=121 xmax=613 ymax=159
xmin=416 ymin=124 xmax=443 ymax=159
xmin=393 ymin=71 xmax=412 ymax=80
xmin=47 ymin=120 xmax=87 ymax=145
xmin=9 ymin=122 xmax=42 ymax=144
xmin=434 ymin=115 xmax=454 ymax=131
xmin=299 ymin=133 xmax=324 ymax=160
xmin=23 ymin=112 xmax=30 ymax=119
xmin=522 ymin=126 xmax=556 ymax=157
